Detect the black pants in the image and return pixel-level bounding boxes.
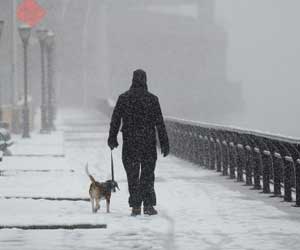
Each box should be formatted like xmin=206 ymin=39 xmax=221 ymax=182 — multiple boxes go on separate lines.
xmin=123 ymin=156 xmax=157 ymax=208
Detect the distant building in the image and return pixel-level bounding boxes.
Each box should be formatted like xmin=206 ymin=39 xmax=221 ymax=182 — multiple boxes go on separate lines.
xmin=0 ymin=0 xmax=16 ymax=106
xmin=1 ymin=0 xmax=243 ymax=124
xmin=0 ymin=0 xmax=19 ymax=129
xmin=107 ymin=0 xmax=243 ymax=121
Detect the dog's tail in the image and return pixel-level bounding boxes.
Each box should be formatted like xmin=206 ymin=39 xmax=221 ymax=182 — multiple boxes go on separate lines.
xmin=85 ymin=164 xmax=96 ymax=183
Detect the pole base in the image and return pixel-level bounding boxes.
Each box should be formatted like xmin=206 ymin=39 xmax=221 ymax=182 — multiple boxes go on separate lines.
xmin=22 ymin=134 xmax=30 ymax=139
xmin=259 ymin=190 xmax=271 ymax=194
xmin=269 ymin=194 xmax=283 ymax=198
xmin=22 ymin=106 xmax=30 ymax=138
xmin=40 ymin=128 xmax=50 ymax=134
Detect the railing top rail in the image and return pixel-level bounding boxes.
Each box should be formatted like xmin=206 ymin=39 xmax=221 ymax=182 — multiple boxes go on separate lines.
xmin=165 ymin=116 xmax=300 ymax=145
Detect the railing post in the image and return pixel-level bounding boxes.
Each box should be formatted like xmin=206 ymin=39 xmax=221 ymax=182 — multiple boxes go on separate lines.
xmin=295 ymin=159 xmax=300 ymax=206
xmin=273 ymin=153 xmax=282 ymax=196
xmin=237 ymin=144 xmax=244 ymax=182
xmin=245 ymin=146 xmax=253 ymax=185
xmin=174 ymin=127 xmax=180 ymax=157
xmin=178 ymin=128 xmax=183 ymax=157
xmin=182 ymin=130 xmax=188 ymax=161
xmin=229 ymin=142 xmax=236 ymax=179
xmin=189 ymin=129 xmax=195 ymax=162
xmin=222 ymin=140 xmax=229 ymax=176
xmin=177 ymin=125 xmax=182 ymax=157
xmin=262 ymin=150 xmax=271 ymax=193
xmin=198 ymin=134 xmax=204 ymax=166
xmin=209 ymin=137 xmax=216 ymax=170
xmin=194 ymin=130 xmax=201 ymax=165
xmin=204 ymin=136 xmax=209 ymax=168
xmin=192 ymin=130 xmax=198 ymax=164
xmin=216 ymin=139 xmax=222 ymax=172
xmin=253 ymin=147 xmax=262 ymax=190
xmin=186 ymin=130 xmax=191 ymax=161
xmin=172 ymin=126 xmax=177 ymax=156
xmin=203 ymin=135 xmax=208 ymax=166
xmin=207 ymin=136 xmax=212 ymax=169
xmin=283 ymin=156 xmax=293 ymax=202
xmin=189 ymin=130 xmax=193 ymax=161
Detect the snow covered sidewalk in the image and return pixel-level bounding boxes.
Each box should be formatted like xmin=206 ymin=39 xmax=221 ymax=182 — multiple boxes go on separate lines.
xmin=1 ymin=109 xmax=300 ymax=250
xmin=9 ymin=130 xmax=64 ymax=157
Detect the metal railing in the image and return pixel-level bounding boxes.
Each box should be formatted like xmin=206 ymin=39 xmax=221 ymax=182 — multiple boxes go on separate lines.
xmin=165 ymin=117 xmax=300 ymax=207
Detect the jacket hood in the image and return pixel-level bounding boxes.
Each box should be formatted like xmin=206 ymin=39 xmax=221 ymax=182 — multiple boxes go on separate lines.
xmin=130 ymin=69 xmax=148 ymax=91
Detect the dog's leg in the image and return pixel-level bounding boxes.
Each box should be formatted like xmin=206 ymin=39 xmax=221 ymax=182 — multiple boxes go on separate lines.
xmin=106 ymin=198 xmax=110 ymax=213
xmin=91 ymin=198 xmax=95 ymax=213
xmin=95 ymin=198 xmax=100 ymax=212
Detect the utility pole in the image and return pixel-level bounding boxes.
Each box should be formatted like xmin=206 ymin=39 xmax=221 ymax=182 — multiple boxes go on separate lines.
xmin=11 ymin=0 xmax=17 ymax=105
xmin=18 ymin=24 xmax=31 ymax=138
xmin=0 ymin=20 xmax=4 ymax=122
xmin=37 ymin=29 xmax=50 ymax=133
xmin=46 ymin=31 xmax=55 ymax=130
xmin=82 ymin=0 xmax=91 ymax=108
xmin=99 ymin=1 xmax=110 ymax=99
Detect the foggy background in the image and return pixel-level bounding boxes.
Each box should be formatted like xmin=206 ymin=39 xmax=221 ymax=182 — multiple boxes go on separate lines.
xmin=1 ymin=0 xmax=299 ymax=138
xmin=216 ymin=0 xmax=300 ymax=138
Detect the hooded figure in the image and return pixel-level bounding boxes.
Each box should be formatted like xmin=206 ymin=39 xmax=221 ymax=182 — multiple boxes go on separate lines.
xmin=108 ymin=69 xmax=169 ymax=216
xmin=131 ymin=68 xmax=148 ymax=90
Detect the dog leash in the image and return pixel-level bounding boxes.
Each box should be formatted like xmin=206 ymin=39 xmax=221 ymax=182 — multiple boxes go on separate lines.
xmin=110 ymin=150 xmax=120 ymax=192
xmin=111 ymin=150 xmax=115 ymax=183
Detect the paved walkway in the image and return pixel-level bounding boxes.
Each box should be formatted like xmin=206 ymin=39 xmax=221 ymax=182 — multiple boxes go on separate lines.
xmin=0 ymin=109 xmax=300 ymax=250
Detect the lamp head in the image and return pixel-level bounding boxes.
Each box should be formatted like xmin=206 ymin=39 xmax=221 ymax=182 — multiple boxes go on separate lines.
xmin=36 ymin=28 xmax=48 ymax=42
xmin=18 ymin=24 xmax=31 ymax=44
xmin=46 ymin=30 xmax=55 ymax=48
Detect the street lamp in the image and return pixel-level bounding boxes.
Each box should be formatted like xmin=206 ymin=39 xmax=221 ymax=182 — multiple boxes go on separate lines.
xmin=0 ymin=20 xmax=4 ymax=38
xmin=0 ymin=20 xmax=4 ymax=122
xmin=36 ymin=28 xmax=49 ymax=133
xmin=46 ymin=31 xmax=55 ymax=131
xmin=18 ymin=24 xmax=31 ymax=138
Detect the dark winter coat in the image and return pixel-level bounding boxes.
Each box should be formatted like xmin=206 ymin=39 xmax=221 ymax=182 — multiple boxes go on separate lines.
xmin=108 ymin=69 xmax=169 ymax=161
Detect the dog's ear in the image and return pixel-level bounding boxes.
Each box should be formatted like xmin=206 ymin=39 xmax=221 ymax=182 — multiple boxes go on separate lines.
xmin=106 ymin=181 xmax=114 ymax=191
xmin=113 ymin=181 xmax=120 ymax=191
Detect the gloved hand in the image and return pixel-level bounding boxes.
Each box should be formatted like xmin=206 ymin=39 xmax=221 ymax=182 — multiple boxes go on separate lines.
xmin=108 ymin=137 xmax=119 ymax=150
xmin=161 ymin=145 xmax=170 ymax=157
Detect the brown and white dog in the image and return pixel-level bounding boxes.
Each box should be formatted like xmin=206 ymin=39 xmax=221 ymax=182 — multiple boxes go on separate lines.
xmin=85 ymin=164 xmax=119 ymax=213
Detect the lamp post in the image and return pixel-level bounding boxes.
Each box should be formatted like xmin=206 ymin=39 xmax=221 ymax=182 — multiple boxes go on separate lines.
xmin=0 ymin=20 xmax=4 ymax=122
xmin=46 ymin=31 xmax=55 ymax=131
xmin=0 ymin=20 xmax=4 ymax=41
xmin=36 ymin=29 xmax=49 ymax=133
xmin=18 ymin=24 xmax=31 ymax=138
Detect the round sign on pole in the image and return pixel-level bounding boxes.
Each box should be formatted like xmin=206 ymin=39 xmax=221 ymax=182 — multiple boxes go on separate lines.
xmin=17 ymin=0 xmax=46 ymax=27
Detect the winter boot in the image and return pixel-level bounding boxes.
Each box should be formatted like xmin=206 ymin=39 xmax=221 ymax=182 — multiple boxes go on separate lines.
xmin=143 ymin=206 xmax=158 ymax=215
xmin=131 ymin=207 xmax=141 ymax=216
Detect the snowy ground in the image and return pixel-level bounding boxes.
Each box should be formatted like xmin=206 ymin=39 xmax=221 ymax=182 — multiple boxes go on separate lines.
xmin=1 ymin=109 xmax=300 ymax=250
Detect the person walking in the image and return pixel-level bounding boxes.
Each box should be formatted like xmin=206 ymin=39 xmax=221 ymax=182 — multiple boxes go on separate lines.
xmin=108 ymin=69 xmax=169 ymax=216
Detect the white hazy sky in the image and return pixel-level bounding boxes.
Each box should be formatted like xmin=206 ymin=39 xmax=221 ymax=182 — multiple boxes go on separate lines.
xmin=215 ymin=0 xmax=300 ymax=138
